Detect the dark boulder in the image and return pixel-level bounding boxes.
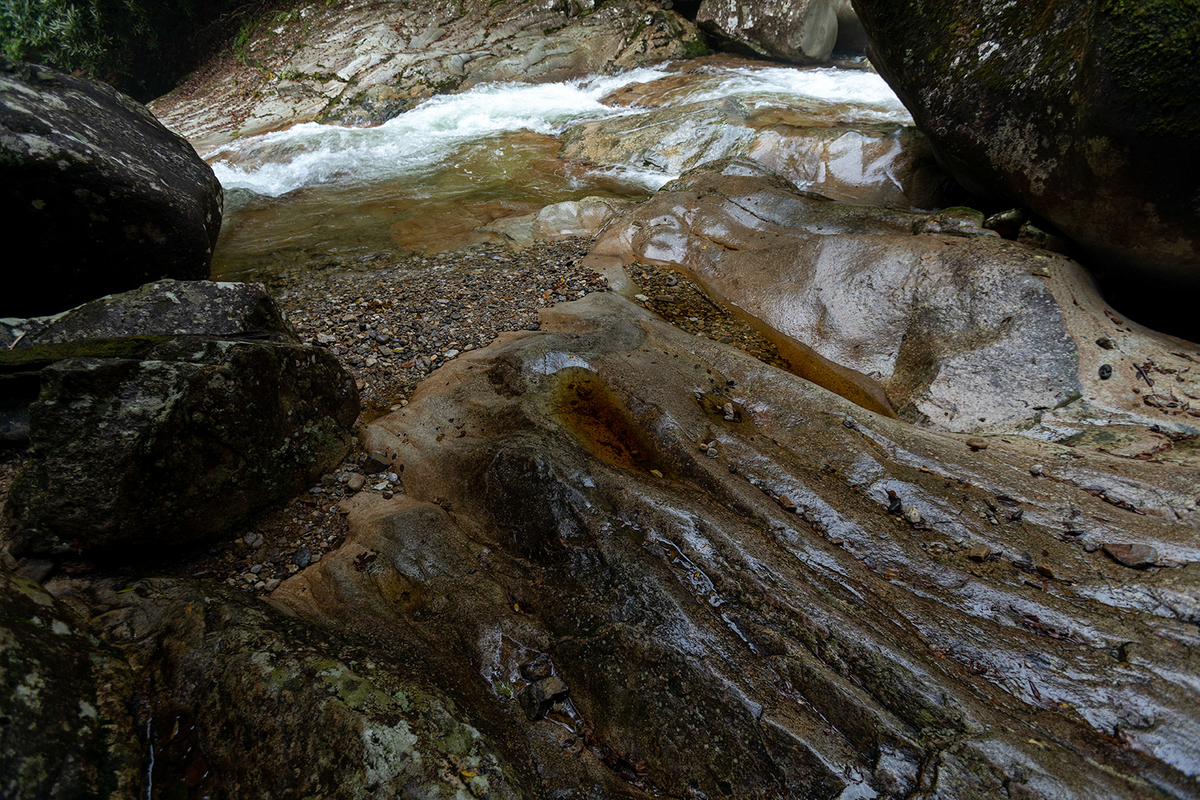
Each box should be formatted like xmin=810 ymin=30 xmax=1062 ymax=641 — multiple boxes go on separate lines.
xmin=0 ymin=58 xmax=222 ymax=318
xmin=2 ymin=282 xmax=358 ymax=557
xmin=697 ymin=0 xmax=841 ymax=63
xmin=851 ymin=0 xmax=1200 ymax=337
xmin=0 ymin=568 xmax=141 ymax=798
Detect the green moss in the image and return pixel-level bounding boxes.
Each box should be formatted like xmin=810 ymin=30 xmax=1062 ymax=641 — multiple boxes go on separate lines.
xmin=0 ymin=336 xmax=171 ymax=373
xmin=1098 ymin=0 xmax=1200 ymax=136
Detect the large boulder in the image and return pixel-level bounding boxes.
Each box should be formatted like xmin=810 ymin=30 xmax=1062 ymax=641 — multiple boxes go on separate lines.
xmin=2 ymin=282 xmax=358 ymax=557
xmin=587 ymin=164 xmax=1200 ymax=439
xmin=76 ymin=578 xmax=530 ymax=799
xmin=0 ymin=59 xmax=223 ymax=318
xmin=0 ymin=568 xmax=140 ymax=799
xmin=851 ymin=0 xmax=1200 ymax=337
xmin=696 ymin=0 xmax=841 ymax=62
xmin=271 ymin=291 xmax=1199 ymax=798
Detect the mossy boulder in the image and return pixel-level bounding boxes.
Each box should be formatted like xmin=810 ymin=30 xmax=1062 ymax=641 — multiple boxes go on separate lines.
xmin=0 ymin=58 xmax=222 ymax=318
xmin=3 ymin=279 xmax=357 ymax=556
xmin=5 ymin=336 xmax=358 ymax=557
xmin=0 ymin=568 xmax=140 ymax=799
xmin=852 ymin=0 xmax=1200 ymax=336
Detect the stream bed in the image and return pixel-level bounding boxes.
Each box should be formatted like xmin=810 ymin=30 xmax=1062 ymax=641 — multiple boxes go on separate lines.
xmin=207 ymin=56 xmax=912 ymax=279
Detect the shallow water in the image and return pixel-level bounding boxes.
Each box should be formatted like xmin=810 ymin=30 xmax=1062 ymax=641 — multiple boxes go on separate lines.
xmin=208 ymin=58 xmax=911 ymax=279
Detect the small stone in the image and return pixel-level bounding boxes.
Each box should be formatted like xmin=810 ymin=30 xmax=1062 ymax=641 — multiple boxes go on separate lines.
xmin=1030 ymin=464 xmax=1044 ymax=477
xmin=706 ymin=442 xmax=719 ymax=458
xmin=634 ymin=294 xmax=650 ymax=303
xmin=886 ymin=490 xmax=903 ymax=515
xmin=777 ymin=494 xmax=798 ymax=512
xmin=650 ymin=469 xmax=663 ymax=478
xmin=382 ymin=490 xmax=394 ymax=500
xmin=292 ymin=547 xmax=312 ymax=568
xmin=723 ymin=402 xmax=736 ymax=421
xmin=520 ymin=654 xmax=554 ymax=681
xmin=1098 ymin=364 xmax=1113 ymax=380
xmin=1035 ymin=562 xmax=1063 ymax=581
xmin=519 ymin=675 xmax=570 ymax=721
xmin=1095 ymin=337 xmax=1115 ymax=350
xmin=347 ymin=473 xmax=366 ymax=491
xmin=904 ymin=505 xmax=922 ymax=525
xmin=1102 ymin=543 xmax=1158 ymax=569
xmin=364 ymin=450 xmax=391 ymax=474
xmin=966 ymin=438 xmax=988 ymax=451
xmin=253 ymin=581 xmax=266 ymax=591
xmin=264 ymin=578 xmax=281 ymax=592
xmin=249 ymin=564 xmax=263 ymax=575
xmin=965 ymin=544 xmax=992 ymax=562
xmin=444 ymin=349 xmax=460 ymax=359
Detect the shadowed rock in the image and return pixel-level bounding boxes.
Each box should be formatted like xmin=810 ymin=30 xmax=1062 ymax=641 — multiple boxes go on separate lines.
xmin=0 ymin=568 xmax=140 ymax=799
xmin=0 ymin=58 xmax=222 ymax=318
xmin=852 ymin=0 xmax=1200 ymax=338
xmin=697 ymin=0 xmax=841 ymax=62
xmin=269 ymin=292 xmax=1199 ymax=799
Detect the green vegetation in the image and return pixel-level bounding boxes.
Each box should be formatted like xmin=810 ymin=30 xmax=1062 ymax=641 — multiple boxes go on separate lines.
xmin=0 ymin=0 xmax=283 ymax=100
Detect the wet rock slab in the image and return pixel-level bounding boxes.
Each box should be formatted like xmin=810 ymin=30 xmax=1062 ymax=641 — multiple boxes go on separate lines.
xmin=588 ymin=164 xmax=1200 ymax=439
xmin=272 ymin=292 xmax=1200 ymax=798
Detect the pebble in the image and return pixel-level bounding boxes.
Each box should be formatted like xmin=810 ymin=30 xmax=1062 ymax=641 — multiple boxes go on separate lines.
xmin=904 ymin=505 xmax=922 ymax=525
xmin=264 ymin=578 xmax=281 ymax=592
xmin=1030 ymin=464 xmax=1044 ymax=477
xmin=965 ymin=544 xmax=992 ymax=562
xmin=292 ymin=547 xmax=312 ymax=568
xmin=347 ymin=473 xmax=366 ymax=491
xmin=1102 ymin=543 xmax=1158 ymax=569
xmin=966 ymin=438 xmax=988 ymax=451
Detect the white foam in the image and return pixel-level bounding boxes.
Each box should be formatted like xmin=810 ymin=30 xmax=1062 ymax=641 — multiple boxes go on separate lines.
xmin=209 ymin=64 xmax=911 ymax=197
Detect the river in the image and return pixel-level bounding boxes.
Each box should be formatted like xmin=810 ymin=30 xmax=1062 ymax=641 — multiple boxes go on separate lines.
xmin=207 ymin=56 xmax=912 ymax=279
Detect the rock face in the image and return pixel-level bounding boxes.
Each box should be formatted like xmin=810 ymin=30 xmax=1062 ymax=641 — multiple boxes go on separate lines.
xmin=3 ymin=282 xmax=358 ymax=557
xmin=0 ymin=59 xmax=223 ymax=318
xmin=150 ymin=0 xmax=704 ymax=150
xmin=588 ymin=164 xmax=1200 ymax=439
xmin=81 ymin=578 xmax=529 ymax=799
xmin=851 ymin=0 xmax=1200 ymax=337
xmin=697 ymin=0 xmax=841 ymax=62
xmin=0 ymin=569 xmax=140 ymax=799
xmin=269 ymin=292 xmax=1199 ymax=799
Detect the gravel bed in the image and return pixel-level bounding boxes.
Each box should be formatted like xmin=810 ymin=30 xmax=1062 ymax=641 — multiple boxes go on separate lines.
xmin=1 ymin=237 xmax=800 ymax=596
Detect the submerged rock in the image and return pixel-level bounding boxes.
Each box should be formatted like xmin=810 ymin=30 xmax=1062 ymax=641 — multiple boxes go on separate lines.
xmin=588 ymin=164 xmax=1200 ymax=438
xmin=0 ymin=569 xmax=140 ymax=799
xmin=271 ymin=291 xmax=1199 ymax=798
xmin=2 ymin=282 xmax=358 ymax=557
xmin=0 ymin=58 xmax=222 ymax=318
xmin=853 ymin=0 xmax=1200 ymax=337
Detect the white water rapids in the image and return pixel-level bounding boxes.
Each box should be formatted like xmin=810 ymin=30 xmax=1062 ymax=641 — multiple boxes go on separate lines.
xmin=207 ymin=59 xmax=912 ymax=277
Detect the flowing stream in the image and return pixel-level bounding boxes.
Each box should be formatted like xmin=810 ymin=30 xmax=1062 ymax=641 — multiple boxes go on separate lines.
xmin=208 ymin=57 xmax=911 ymax=279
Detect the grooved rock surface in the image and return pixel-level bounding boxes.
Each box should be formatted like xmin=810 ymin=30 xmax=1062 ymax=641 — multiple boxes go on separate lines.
xmin=560 ymin=69 xmax=955 ymax=209
xmin=0 ymin=58 xmax=222 ymax=318
xmin=270 ymin=292 xmax=1200 ymax=799
xmin=851 ymin=0 xmax=1200 ymax=338
xmin=588 ymin=164 xmax=1200 ymax=440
